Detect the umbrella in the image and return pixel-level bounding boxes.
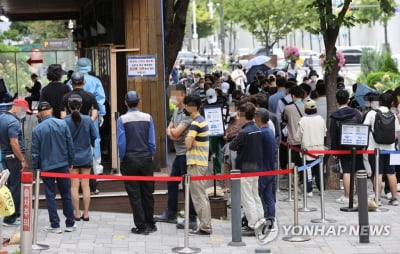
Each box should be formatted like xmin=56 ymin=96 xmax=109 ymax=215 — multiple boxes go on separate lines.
xmin=245 ymin=55 xmax=271 ymax=70
xmin=354 ymin=83 xmax=379 ymax=110
xmin=245 ymin=64 xmax=270 ymax=83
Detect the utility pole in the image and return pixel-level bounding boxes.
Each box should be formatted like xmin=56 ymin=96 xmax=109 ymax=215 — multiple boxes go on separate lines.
xmin=192 ymin=0 xmax=198 ymax=53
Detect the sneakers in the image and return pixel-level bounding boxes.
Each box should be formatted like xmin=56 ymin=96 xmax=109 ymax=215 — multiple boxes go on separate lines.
xmin=386 ymin=193 xmax=392 ymax=200
xmin=336 ymin=196 xmax=349 ymax=204
xmin=43 ymin=226 xmax=62 ymax=234
xmin=176 ymin=221 xmax=197 ymax=230
xmin=2 ymin=221 xmax=21 ymax=227
xmin=154 ymin=214 xmax=177 ymax=224
xmin=65 ymin=224 xmax=77 ymax=232
xmin=307 ymin=192 xmax=314 ymax=197
xmin=146 ymin=224 xmax=157 ymax=233
xmin=389 ymin=197 xmax=399 ymax=206
xmin=131 ymin=227 xmax=149 ymax=235
xmin=189 ymin=229 xmax=211 ymax=236
xmin=241 ymin=226 xmax=255 ymax=237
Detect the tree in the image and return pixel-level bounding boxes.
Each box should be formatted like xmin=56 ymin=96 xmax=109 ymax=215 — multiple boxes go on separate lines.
xmin=164 ymin=0 xmax=191 ymax=84
xmin=195 ymin=1 xmax=216 ymax=39
xmin=223 ymin=0 xmax=306 ymax=53
xmin=352 ymin=0 xmax=396 ymax=50
xmin=309 ymin=0 xmax=394 ymax=188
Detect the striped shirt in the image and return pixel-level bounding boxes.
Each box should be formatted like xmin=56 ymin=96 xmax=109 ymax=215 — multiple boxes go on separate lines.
xmin=186 ymin=115 xmax=209 ymax=166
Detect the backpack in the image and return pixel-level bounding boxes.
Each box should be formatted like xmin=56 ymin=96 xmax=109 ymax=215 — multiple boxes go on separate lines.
xmin=372 ymin=109 xmax=396 ymax=144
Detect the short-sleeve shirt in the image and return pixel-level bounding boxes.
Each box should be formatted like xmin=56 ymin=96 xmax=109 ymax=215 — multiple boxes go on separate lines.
xmin=0 ymin=112 xmax=25 ymax=156
xmin=61 ymin=88 xmax=99 ymax=116
xmin=171 ymin=107 xmax=192 ymax=155
xmin=186 ymin=115 xmax=209 ymax=167
xmin=363 ymin=106 xmax=400 ymax=150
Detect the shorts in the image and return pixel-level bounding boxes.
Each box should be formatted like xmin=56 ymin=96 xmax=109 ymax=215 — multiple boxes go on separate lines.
xmin=73 ymin=164 xmax=92 ymax=169
xmin=339 ymin=154 xmax=363 ymax=174
xmin=368 ymin=154 xmax=395 ymax=175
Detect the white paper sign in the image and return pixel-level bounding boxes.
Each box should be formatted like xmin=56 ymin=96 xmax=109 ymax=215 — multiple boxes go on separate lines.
xmin=390 ymin=154 xmax=400 ymax=165
xmin=127 ymin=56 xmax=156 ymax=77
xmin=340 ymin=124 xmax=369 ymax=147
xmin=307 ymin=167 xmax=312 ymax=181
xmin=203 ymin=106 xmax=225 ymax=136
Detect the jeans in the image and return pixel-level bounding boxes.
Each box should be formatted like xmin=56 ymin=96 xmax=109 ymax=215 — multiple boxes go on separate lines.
xmin=258 ymin=175 xmax=275 ymax=220
xmin=121 ymin=156 xmax=154 ymax=230
xmin=306 ymin=160 xmax=321 ymax=193
xmin=2 ymin=157 xmax=21 ymax=223
xmin=42 ymin=166 xmax=75 ymax=228
xmin=167 ymin=155 xmax=196 ymax=222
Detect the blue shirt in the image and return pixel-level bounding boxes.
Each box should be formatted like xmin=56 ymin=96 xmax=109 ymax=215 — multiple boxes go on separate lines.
xmin=268 ymin=89 xmax=286 ymax=114
xmin=229 ymin=121 xmax=263 ymax=172
xmin=0 ymin=112 xmax=25 ymax=157
xmin=68 ymin=74 xmax=106 ymax=116
xmin=31 ymin=115 xmax=75 ymax=171
xmin=260 ymin=127 xmax=276 ymax=171
xmin=117 ymin=108 xmax=156 ymax=159
xmin=64 ymin=114 xmax=97 ymax=166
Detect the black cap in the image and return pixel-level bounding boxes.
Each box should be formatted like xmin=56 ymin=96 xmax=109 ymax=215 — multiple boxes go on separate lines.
xmin=71 ymin=72 xmax=85 ymax=84
xmin=47 ymin=64 xmax=67 ymax=75
xmin=37 ymin=101 xmax=52 ymax=112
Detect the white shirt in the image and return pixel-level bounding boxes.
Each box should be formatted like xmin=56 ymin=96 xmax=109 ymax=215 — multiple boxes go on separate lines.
xmin=363 ymin=106 xmax=400 ymax=150
xmin=231 ymin=69 xmax=247 ymax=90
xmin=296 ymin=114 xmax=326 ymax=160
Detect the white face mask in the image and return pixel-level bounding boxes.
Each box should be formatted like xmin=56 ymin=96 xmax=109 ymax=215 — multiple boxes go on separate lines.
xmin=194 ymin=78 xmax=200 ymax=83
xmin=311 ymin=76 xmax=317 ymax=82
xmin=199 ymin=83 xmax=204 ymax=89
xmin=16 ymin=111 xmax=26 ymax=120
xmin=229 ymin=112 xmax=237 ymax=118
xmin=170 ymin=96 xmax=179 ymax=106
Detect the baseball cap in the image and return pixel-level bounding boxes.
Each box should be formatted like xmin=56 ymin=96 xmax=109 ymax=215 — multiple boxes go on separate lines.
xmin=276 ymin=70 xmax=286 ymax=78
xmin=37 ymin=101 xmax=52 ymax=112
xmin=125 ymin=91 xmax=140 ymax=104
xmin=221 ymin=82 xmax=230 ymax=94
xmin=13 ymin=99 xmax=32 ymax=114
xmin=71 ymin=72 xmax=85 ymax=84
xmin=68 ymin=94 xmax=83 ymax=110
xmin=47 ymin=64 xmax=67 ymax=76
xmin=77 ymin=58 xmax=92 ymax=73
xmin=206 ymin=88 xmax=217 ymax=104
xmin=304 ymin=99 xmax=317 ymax=110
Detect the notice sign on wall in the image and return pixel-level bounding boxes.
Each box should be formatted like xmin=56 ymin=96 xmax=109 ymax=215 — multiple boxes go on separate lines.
xmin=127 ymin=56 xmax=157 ymax=77
xmin=340 ymin=124 xmax=369 ymax=147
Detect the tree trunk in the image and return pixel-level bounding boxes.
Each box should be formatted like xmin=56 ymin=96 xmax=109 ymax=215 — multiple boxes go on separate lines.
xmin=164 ymin=0 xmax=190 ymax=85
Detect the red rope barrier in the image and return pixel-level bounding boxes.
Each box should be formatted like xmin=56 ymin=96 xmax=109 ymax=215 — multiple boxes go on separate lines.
xmin=307 ymin=150 xmax=375 ymax=155
xmin=40 ymin=168 xmax=293 ymax=182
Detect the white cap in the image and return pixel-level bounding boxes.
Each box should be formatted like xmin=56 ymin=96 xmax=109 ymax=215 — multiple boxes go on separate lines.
xmin=221 ymin=82 xmax=230 ymax=94
xmin=206 ymin=88 xmax=217 ymax=104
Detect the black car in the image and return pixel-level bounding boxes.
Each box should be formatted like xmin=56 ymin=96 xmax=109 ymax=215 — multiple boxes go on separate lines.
xmin=339 ymin=48 xmax=362 ymax=64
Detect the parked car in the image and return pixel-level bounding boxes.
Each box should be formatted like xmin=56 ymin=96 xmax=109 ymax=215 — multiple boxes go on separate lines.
xmin=177 ymin=51 xmax=215 ymax=66
xmin=337 ymin=46 xmax=377 ymax=64
xmin=298 ymin=49 xmax=320 ymax=66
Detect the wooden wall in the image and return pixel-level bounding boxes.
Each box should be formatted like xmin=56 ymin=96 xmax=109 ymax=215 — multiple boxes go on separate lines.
xmin=123 ymin=0 xmax=167 ymax=169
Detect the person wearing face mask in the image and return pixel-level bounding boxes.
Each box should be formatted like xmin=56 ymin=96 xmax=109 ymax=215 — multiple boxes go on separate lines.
xmin=0 ymin=98 xmax=31 ymax=226
xmin=308 ymin=70 xmax=319 ymax=91
xmin=155 ymin=84 xmax=198 ymax=230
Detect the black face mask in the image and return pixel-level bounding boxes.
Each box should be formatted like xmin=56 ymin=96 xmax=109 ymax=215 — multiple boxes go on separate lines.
xmin=183 ymin=108 xmax=191 ymax=117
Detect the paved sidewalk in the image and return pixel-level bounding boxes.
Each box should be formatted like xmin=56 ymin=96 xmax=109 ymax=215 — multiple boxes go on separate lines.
xmin=2 ymin=187 xmax=400 ymax=254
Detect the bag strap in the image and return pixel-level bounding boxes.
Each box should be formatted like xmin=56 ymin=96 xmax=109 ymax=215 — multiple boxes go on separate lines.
xmin=294 ymin=103 xmax=303 ymax=118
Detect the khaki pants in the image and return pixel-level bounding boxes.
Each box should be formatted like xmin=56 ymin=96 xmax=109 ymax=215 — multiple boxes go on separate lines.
xmin=241 ymin=176 xmax=263 ymax=228
xmin=187 ymin=165 xmax=212 ymax=233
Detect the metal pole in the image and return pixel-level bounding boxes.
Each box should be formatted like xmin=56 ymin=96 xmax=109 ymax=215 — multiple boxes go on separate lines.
xmin=357 ymin=170 xmax=369 ymax=243
xmin=228 ymin=170 xmax=246 ymax=246
xmin=114 ymin=112 xmax=121 ymax=175
xmin=276 ymin=148 xmax=280 ymax=192
xmin=372 ymin=149 xmax=388 ymax=212
xmin=282 ymin=166 xmax=310 ymax=242
xmin=20 ymin=172 xmax=33 ymax=254
xmin=32 ymin=170 xmax=49 ymax=250
xmin=311 ymin=155 xmax=335 ymax=223
xmin=172 ymin=175 xmax=201 ymax=253
xmin=280 ymin=146 xmax=294 ymax=202
xmin=299 ymin=154 xmax=316 ymax=212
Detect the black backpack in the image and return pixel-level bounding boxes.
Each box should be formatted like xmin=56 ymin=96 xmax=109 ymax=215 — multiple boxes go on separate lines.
xmin=373 ymin=109 xmax=396 ymax=144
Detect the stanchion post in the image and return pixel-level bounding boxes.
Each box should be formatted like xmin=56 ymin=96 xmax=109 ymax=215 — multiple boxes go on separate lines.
xmin=114 ymin=112 xmax=121 ymax=175
xmin=311 ymin=155 xmax=335 ymax=223
xmin=172 ymin=175 xmax=201 ymax=254
xmin=282 ymin=166 xmax=310 ymax=242
xmin=357 ymin=170 xmax=369 ymax=243
xmin=32 ymin=170 xmax=49 ymax=250
xmin=228 ymin=170 xmax=246 ymax=246
xmin=20 ymin=172 xmax=33 ymax=254
xmin=280 ymin=146 xmax=294 ymax=202
xmin=276 ymin=148 xmax=280 ymax=192
xmin=299 ymin=154 xmax=317 ymax=212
